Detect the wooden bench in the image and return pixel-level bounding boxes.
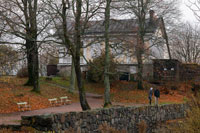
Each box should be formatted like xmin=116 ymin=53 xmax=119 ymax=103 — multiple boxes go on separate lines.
xmin=17 ymin=102 xmax=31 ymax=111
xmin=48 ymin=98 xmax=58 ymax=106
xmin=60 ymin=96 xmax=71 ymax=105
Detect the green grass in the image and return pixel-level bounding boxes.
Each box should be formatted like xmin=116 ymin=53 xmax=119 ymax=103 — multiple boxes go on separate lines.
xmin=40 ymin=76 xmax=103 ymax=95
xmin=51 ymin=77 xmax=70 ymax=87
xmin=41 ymin=77 xmax=105 ymax=95
xmin=183 ymin=96 xmax=189 ymax=102
xmin=160 ymin=102 xmax=179 ymax=105
xmin=40 ymin=76 xmax=70 ymax=88
xmin=84 ymin=81 xmax=104 ymax=94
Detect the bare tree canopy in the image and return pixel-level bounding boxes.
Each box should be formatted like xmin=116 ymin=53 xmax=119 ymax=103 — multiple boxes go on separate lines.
xmin=0 ymin=0 xmax=55 ymax=92
xmin=104 ymin=0 xmax=112 ymax=107
xmin=0 ymin=45 xmax=18 ymax=75
xmin=171 ymin=23 xmax=200 ymax=64
xmin=43 ymin=0 xmax=105 ymax=110
xmin=187 ymin=0 xmax=200 ymax=22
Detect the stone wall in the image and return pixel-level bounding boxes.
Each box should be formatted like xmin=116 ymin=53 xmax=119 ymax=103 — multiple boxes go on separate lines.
xmin=21 ymin=104 xmax=188 ymax=133
xmin=180 ymin=64 xmax=200 ymax=81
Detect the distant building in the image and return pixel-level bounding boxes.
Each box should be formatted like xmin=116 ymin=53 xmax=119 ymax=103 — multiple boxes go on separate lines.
xmin=57 ymin=10 xmax=169 ymax=79
xmin=153 ymin=59 xmax=200 ymax=82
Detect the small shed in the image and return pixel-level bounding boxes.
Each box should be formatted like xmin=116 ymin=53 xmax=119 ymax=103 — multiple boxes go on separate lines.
xmin=180 ymin=64 xmax=200 ymax=81
xmin=153 ymin=59 xmax=181 ymax=81
xmin=47 ymin=65 xmax=59 ymax=76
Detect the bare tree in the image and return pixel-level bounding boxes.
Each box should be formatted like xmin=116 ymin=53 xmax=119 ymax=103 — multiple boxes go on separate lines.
xmin=0 ymin=0 xmax=39 ymax=91
xmin=171 ymin=23 xmax=200 ymax=64
xmin=73 ymin=0 xmax=91 ymax=110
xmin=187 ymin=0 xmax=200 ymax=22
xmin=43 ymin=0 xmax=104 ymax=110
xmin=69 ymin=60 xmax=76 ymax=93
xmin=39 ymin=44 xmax=59 ymax=76
xmin=104 ymin=0 xmax=112 ymax=107
xmin=0 ymin=0 xmax=52 ymax=92
xmin=0 ymin=45 xmax=18 ymax=75
xmin=116 ymin=0 xmax=151 ymax=90
xmin=110 ymin=0 xmax=181 ymax=89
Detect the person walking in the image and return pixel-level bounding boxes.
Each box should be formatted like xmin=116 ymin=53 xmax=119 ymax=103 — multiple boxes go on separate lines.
xmin=148 ymin=87 xmax=153 ymax=105
xmin=154 ymin=88 xmax=160 ymax=105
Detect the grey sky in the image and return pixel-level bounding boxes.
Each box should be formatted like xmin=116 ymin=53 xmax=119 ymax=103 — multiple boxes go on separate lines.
xmin=181 ymin=0 xmax=198 ymax=23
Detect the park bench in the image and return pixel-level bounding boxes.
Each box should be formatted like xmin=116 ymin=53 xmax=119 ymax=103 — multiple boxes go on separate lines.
xmin=17 ymin=102 xmax=31 ymax=111
xmin=60 ymin=96 xmax=71 ymax=105
xmin=48 ymin=98 xmax=58 ymax=106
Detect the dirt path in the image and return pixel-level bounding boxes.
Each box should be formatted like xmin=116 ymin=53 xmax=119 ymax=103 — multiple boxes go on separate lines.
xmin=0 ymin=93 xmax=145 ymax=125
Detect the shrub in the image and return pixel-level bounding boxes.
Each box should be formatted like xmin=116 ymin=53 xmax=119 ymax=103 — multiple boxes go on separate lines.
xmin=171 ymin=85 xmax=178 ymax=90
xmin=169 ymin=93 xmax=200 ymax=133
xmin=138 ymin=120 xmax=147 ymax=133
xmin=87 ymin=53 xmax=118 ymax=83
xmin=17 ymin=67 xmax=28 ymax=78
xmin=98 ymin=123 xmax=126 ymax=133
xmin=0 ymin=128 xmax=12 ymax=133
xmin=57 ymin=68 xmax=70 ymax=79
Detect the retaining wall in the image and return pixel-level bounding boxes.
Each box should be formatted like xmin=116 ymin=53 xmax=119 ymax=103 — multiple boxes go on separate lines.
xmin=21 ymin=104 xmax=188 ymax=133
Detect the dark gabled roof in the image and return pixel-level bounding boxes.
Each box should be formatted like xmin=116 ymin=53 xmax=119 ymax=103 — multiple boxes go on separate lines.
xmin=55 ymin=17 xmax=163 ymax=37
xmin=84 ymin=18 xmax=161 ymax=35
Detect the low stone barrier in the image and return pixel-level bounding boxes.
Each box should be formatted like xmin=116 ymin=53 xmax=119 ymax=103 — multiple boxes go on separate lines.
xmin=21 ymin=104 xmax=188 ymax=132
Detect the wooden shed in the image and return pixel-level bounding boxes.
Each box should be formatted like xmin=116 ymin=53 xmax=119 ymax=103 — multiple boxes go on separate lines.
xmin=47 ymin=65 xmax=59 ymax=76
xmin=153 ymin=59 xmax=181 ymax=81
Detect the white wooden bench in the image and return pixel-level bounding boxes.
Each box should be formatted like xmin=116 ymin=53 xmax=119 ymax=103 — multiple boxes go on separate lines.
xmin=60 ymin=96 xmax=71 ymax=105
xmin=17 ymin=102 xmax=31 ymax=111
xmin=48 ymin=98 xmax=58 ymax=106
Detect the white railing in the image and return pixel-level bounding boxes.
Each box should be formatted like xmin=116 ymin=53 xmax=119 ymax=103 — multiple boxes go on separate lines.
xmin=63 ymin=57 xmax=72 ymax=64
xmin=59 ymin=57 xmax=85 ymax=65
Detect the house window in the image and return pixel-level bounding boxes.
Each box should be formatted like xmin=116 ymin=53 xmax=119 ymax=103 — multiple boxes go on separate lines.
xmin=59 ymin=47 xmax=68 ymax=58
xmin=111 ymin=42 xmax=123 ymax=58
xmin=63 ymin=57 xmax=72 ymax=64
xmin=90 ymin=43 xmax=101 ymax=58
xmin=80 ymin=57 xmax=84 ymax=64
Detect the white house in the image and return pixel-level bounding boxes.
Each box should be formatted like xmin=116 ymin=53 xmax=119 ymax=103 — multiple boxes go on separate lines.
xmin=57 ymin=10 xmax=168 ymax=78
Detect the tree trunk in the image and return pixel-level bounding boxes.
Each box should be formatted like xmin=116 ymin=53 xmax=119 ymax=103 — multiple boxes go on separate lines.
xmin=24 ymin=42 xmax=34 ymax=86
xmin=136 ymin=37 xmax=144 ymax=90
xmin=74 ymin=0 xmax=90 ymax=110
xmin=161 ymin=18 xmax=171 ymax=59
xmin=32 ymin=42 xmax=40 ymax=92
xmin=137 ymin=51 xmax=143 ymax=90
xmin=23 ymin=0 xmax=34 ymax=86
xmin=136 ymin=1 xmax=146 ymax=90
xmin=30 ymin=0 xmax=40 ymax=93
xmin=104 ymin=0 xmax=112 ymax=107
xmin=69 ymin=58 xmax=76 ymax=93
xmin=74 ymin=56 xmax=90 ymax=110
xmin=61 ymin=0 xmax=90 ymax=110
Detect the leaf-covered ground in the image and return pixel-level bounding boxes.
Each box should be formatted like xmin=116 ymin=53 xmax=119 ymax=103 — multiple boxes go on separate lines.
xmin=85 ymin=80 xmax=191 ymax=105
xmin=0 ymin=76 xmax=79 ymax=114
xmin=0 ymin=76 xmax=192 ymax=114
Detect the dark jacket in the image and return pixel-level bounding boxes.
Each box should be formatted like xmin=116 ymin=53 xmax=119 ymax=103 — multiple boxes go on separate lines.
xmin=149 ymin=89 xmax=153 ymax=99
xmin=154 ymin=89 xmax=160 ymax=98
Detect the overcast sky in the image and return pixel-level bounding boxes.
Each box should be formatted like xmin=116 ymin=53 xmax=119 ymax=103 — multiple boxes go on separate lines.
xmin=181 ymin=0 xmax=199 ymax=23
